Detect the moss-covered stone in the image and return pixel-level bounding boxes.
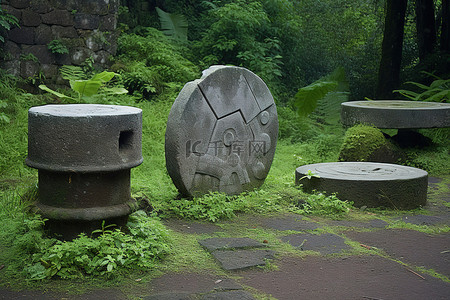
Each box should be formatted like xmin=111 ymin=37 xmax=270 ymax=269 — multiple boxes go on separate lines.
xmin=339 ymin=124 xmax=398 ymax=163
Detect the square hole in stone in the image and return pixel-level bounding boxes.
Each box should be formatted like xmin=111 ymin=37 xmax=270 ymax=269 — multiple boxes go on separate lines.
xmin=119 ymin=130 xmax=134 ymax=152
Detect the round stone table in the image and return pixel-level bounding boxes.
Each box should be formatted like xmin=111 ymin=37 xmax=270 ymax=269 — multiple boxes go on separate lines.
xmin=341 ymin=100 xmax=450 ymax=129
xmin=295 ymin=162 xmax=428 ymax=209
xmin=165 ymin=65 xmax=278 ymax=197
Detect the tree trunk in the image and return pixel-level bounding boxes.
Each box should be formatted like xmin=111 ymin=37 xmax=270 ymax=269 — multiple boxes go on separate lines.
xmin=376 ymin=0 xmax=407 ymax=99
xmin=415 ymin=0 xmax=437 ymax=61
xmin=442 ymin=0 xmax=450 ymax=52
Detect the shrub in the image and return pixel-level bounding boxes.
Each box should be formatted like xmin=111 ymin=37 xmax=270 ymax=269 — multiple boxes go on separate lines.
xmin=14 ymin=211 xmax=171 ymax=280
xmin=115 ymin=28 xmax=199 ymax=99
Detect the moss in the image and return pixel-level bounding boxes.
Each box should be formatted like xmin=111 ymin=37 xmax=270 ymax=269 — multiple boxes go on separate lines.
xmin=339 ymin=124 xmax=396 ymax=162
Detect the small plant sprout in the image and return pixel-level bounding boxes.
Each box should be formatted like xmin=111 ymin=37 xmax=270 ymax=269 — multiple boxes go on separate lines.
xmin=299 ymin=170 xmax=320 ymax=181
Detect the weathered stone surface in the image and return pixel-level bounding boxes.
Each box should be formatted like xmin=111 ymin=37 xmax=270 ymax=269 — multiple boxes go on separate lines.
xmin=51 ymin=25 xmax=77 ymax=38
xmin=70 ymin=47 xmax=94 ymax=65
xmin=165 ymin=65 xmax=278 ymax=197
xmin=164 ymin=219 xmax=223 ymax=234
xmin=211 ymin=249 xmax=275 ymax=271
xmin=341 ymin=100 xmax=450 ymax=129
xmin=9 ymin=0 xmax=29 ymax=9
xmin=260 ymin=215 xmax=320 ymax=231
xmin=199 ymin=238 xmax=266 ymax=252
xmin=22 ymin=44 xmax=55 ymax=64
xmin=401 ymin=214 xmax=448 ymax=226
xmin=22 ymin=9 xmax=41 ymax=26
xmin=27 ymin=104 xmax=143 ymax=238
xmin=26 ymin=104 xmax=143 ymax=172
xmin=74 ymin=13 xmax=100 ymax=29
xmin=326 ymin=218 xmax=389 ymax=229
xmin=0 ymin=60 xmax=20 ymax=76
xmin=143 ymin=293 xmax=193 ymax=300
xmin=35 ymin=24 xmax=52 ymax=44
xmin=93 ymin=50 xmax=110 ymax=65
xmin=201 ymin=290 xmax=256 ymax=300
xmin=345 ymin=229 xmax=450 ymax=277
xmin=296 ymin=162 xmax=428 ymax=209
xmin=41 ymin=64 xmax=58 ymax=79
xmin=2 ymin=4 xmax=21 ymax=20
xmin=2 ymin=40 xmax=20 ymax=58
xmin=100 ymin=14 xmax=117 ymax=31
xmin=281 ymin=233 xmax=351 ymax=254
xmin=41 ymin=9 xmax=73 ymax=26
xmin=8 ymin=26 xmax=35 ymax=44
xmin=20 ymin=60 xmax=40 ymax=78
xmin=30 ymin=0 xmax=52 ymax=13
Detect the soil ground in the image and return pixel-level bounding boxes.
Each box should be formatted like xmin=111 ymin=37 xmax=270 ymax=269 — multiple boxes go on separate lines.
xmin=1 ymin=177 xmax=449 ymax=299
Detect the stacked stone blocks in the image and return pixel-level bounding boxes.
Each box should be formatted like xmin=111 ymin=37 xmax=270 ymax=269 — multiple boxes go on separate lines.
xmin=1 ymin=0 xmax=119 ymax=82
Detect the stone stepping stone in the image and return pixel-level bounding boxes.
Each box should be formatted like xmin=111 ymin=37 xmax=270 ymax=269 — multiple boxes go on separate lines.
xmin=341 ymin=100 xmax=450 ymax=129
xmin=296 ymin=162 xmax=428 ymax=209
xmin=165 ymin=65 xmax=278 ymax=197
xmin=143 ymin=292 xmax=192 ymax=300
xmin=260 ymin=216 xmax=320 ymax=231
xmin=163 ymin=219 xmax=223 ymax=234
xmin=199 ymin=237 xmax=266 ymax=252
xmin=345 ymin=229 xmax=450 ymax=277
xmin=200 ymin=290 xmax=256 ymax=299
xmin=211 ymin=249 xmax=276 ymax=271
xmin=400 ymin=214 xmax=448 ymax=226
xmin=199 ymin=237 xmax=274 ymax=271
xmin=281 ymin=233 xmax=351 ymax=254
xmin=326 ymin=218 xmax=388 ymax=229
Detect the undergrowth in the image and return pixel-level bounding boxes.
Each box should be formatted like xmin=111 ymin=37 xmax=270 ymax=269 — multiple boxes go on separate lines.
xmin=0 ymin=210 xmax=170 ymax=281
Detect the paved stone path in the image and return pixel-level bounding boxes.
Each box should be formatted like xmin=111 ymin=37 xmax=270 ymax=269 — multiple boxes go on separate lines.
xmin=1 ymin=177 xmax=449 ymax=299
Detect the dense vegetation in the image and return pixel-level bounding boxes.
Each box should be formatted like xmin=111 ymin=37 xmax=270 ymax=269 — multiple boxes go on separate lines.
xmin=0 ymin=0 xmax=449 ymax=288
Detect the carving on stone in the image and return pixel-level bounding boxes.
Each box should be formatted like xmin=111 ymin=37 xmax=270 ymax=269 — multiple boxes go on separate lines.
xmin=165 ymin=65 xmax=278 ymax=197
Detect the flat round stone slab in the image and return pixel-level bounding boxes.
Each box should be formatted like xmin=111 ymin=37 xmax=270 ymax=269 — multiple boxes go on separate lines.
xmin=165 ymin=65 xmax=278 ymax=197
xmin=341 ymin=100 xmax=450 ymax=128
xmin=295 ymin=162 xmax=428 ymax=209
xmin=27 ymin=104 xmax=143 ymax=172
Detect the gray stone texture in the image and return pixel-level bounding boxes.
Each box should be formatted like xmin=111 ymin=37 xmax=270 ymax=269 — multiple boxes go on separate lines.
xmin=199 ymin=237 xmax=266 ymax=252
xmin=341 ymin=100 xmax=450 ymax=129
xmin=9 ymin=0 xmax=29 ymax=9
xmin=74 ymin=13 xmax=100 ymax=30
xmin=165 ymin=65 xmax=278 ymax=197
xmin=259 ymin=215 xmax=320 ymax=231
xmin=27 ymin=104 xmax=143 ymax=172
xmin=51 ymin=25 xmax=78 ymax=38
xmin=1 ymin=0 xmax=119 ymax=81
xmin=200 ymin=290 xmax=256 ymax=300
xmin=22 ymin=44 xmax=56 ymax=64
xmin=8 ymin=26 xmax=35 ymax=44
xmin=296 ymin=162 xmax=428 ymax=209
xmin=281 ymin=233 xmax=351 ymax=254
xmin=22 ymin=10 xmax=41 ymax=26
xmin=26 ymin=104 xmax=143 ymax=237
xmin=211 ymin=249 xmax=276 ymax=271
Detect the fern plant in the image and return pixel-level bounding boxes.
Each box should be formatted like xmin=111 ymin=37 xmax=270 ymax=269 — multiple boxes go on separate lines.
xmin=394 ymin=72 xmax=449 ymax=103
xmin=155 ymin=7 xmax=188 ymax=42
xmin=293 ymin=67 xmax=349 ymax=117
xmin=0 ymin=5 xmax=19 ymax=43
xmin=48 ymin=40 xmax=69 ymax=55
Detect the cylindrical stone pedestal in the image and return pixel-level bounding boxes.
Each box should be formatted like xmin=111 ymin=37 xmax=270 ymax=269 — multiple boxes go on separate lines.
xmin=26 ymin=104 xmax=143 ymax=239
xmin=295 ymin=162 xmax=428 ymax=209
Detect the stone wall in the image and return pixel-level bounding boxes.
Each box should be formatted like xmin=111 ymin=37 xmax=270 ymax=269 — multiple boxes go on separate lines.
xmin=1 ymin=0 xmax=119 ymax=83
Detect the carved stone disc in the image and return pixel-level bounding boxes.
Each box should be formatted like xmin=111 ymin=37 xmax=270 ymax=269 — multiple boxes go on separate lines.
xmin=165 ymin=66 xmax=278 ymax=197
